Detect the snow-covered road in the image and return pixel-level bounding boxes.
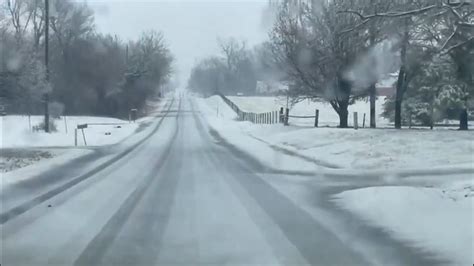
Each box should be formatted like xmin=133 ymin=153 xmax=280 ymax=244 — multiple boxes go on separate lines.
xmin=1 ymin=96 xmax=451 ymax=265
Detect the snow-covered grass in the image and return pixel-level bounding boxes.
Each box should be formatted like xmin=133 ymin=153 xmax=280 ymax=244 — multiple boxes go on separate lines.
xmin=0 ymin=99 xmax=165 ymax=175
xmin=228 ymin=96 xmax=390 ymax=127
xmin=1 ymin=149 xmax=54 ymax=172
xmin=200 ymin=95 xmax=474 ymax=171
xmin=1 ymin=149 xmax=93 ymax=187
xmin=243 ymin=125 xmax=474 ymax=170
xmin=333 ymin=179 xmax=474 ymax=265
xmin=0 ymin=114 xmax=153 ymax=148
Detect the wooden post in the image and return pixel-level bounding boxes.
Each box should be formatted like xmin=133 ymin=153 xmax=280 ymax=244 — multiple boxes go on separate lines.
xmin=362 ymin=113 xmax=366 ymax=128
xmin=280 ymin=107 xmax=284 ymax=123
xmin=28 ymin=115 xmax=32 ymax=132
xmin=284 ymin=108 xmax=289 ymax=126
xmin=74 ymin=128 xmax=78 ymax=146
xmin=81 ymin=128 xmax=87 ymax=146
xmin=314 ymin=109 xmax=319 ymax=127
xmin=409 ymin=113 xmax=412 ymax=129
xmin=64 ymin=116 xmax=68 ymax=134
xmin=353 ymin=112 xmax=359 ymax=130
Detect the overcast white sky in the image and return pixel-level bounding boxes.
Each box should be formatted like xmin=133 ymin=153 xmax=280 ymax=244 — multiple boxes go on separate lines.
xmin=85 ymin=0 xmax=270 ymax=86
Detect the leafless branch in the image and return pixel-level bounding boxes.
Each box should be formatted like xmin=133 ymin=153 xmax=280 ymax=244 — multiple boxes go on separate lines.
xmin=442 ymin=36 xmax=474 ymax=54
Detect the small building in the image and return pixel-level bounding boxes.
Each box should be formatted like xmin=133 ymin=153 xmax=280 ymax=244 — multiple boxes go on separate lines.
xmin=376 ymin=73 xmax=398 ymax=97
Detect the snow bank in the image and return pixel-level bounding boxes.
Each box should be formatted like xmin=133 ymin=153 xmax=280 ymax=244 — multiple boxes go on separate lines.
xmin=333 ymin=180 xmax=474 ymax=265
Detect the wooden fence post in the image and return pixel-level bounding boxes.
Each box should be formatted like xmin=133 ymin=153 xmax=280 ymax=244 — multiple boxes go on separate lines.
xmin=279 ymin=107 xmax=284 ymax=123
xmin=64 ymin=116 xmax=68 ymax=134
xmin=74 ymin=128 xmax=77 ymax=146
xmin=362 ymin=113 xmax=366 ymax=128
xmin=314 ymin=109 xmax=319 ymax=127
xmin=353 ymin=112 xmax=358 ymax=130
xmin=81 ymin=128 xmax=87 ymax=145
xmin=284 ymin=108 xmax=289 ymax=126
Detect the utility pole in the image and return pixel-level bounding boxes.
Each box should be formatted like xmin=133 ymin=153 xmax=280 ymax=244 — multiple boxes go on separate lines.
xmin=44 ymin=0 xmax=50 ymax=133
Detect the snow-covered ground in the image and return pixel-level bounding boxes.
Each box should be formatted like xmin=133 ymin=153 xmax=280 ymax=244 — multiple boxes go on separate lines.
xmin=228 ymin=95 xmax=390 ymax=127
xmin=199 ymin=95 xmax=474 ymax=171
xmin=1 ymin=148 xmax=93 ymax=187
xmin=333 ymin=179 xmax=474 ymax=265
xmin=1 ymin=100 xmax=165 ymax=174
xmin=1 ymin=115 xmax=151 ymax=148
xmin=196 ymin=95 xmax=474 ymax=265
xmin=1 ymin=149 xmax=54 ymax=172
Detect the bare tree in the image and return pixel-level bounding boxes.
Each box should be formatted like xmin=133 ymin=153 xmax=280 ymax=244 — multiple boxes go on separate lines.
xmin=218 ymin=37 xmax=257 ymax=95
xmin=339 ymin=0 xmax=473 ymax=129
xmin=270 ymin=0 xmax=367 ymax=127
xmin=6 ymin=0 xmax=32 ymax=44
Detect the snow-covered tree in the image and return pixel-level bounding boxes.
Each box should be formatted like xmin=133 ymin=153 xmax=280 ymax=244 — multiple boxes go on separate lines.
xmin=383 ymin=55 xmax=471 ymax=127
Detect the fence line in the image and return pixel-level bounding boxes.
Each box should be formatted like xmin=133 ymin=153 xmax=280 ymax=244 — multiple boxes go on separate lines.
xmin=217 ymin=94 xmax=465 ymax=130
xmin=217 ymin=93 xmax=324 ymax=127
xmin=217 ymin=93 xmax=281 ymax=125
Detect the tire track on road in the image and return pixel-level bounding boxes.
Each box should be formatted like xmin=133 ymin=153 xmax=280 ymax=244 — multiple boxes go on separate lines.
xmin=74 ymin=97 xmax=183 ymax=266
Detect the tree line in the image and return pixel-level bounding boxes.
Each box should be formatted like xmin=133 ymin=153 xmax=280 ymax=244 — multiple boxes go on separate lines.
xmin=1 ymin=0 xmax=173 ymax=119
xmin=189 ymin=0 xmax=473 ymax=130
xmin=187 ymin=38 xmax=283 ymax=97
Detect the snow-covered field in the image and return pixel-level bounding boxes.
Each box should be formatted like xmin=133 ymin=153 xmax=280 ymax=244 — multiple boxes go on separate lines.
xmin=197 ymin=95 xmax=474 ymax=265
xmin=200 ymin=95 xmax=474 ymax=171
xmin=333 ymin=180 xmax=474 ymax=265
xmin=0 ymin=115 xmax=151 ymax=148
xmin=228 ymin=96 xmax=390 ymax=127
xmin=0 ymin=100 xmax=165 ymax=173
